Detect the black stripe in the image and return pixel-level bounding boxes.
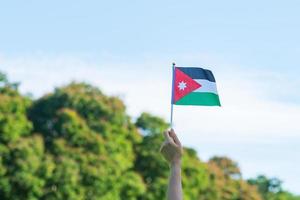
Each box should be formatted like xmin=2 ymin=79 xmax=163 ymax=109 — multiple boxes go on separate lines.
xmin=177 ymin=67 xmax=216 ymax=82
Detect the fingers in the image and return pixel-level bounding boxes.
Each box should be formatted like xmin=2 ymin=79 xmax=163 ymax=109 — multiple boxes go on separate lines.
xmin=169 ymin=129 xmax=182 ymax=146
xmin=163 ymin=130 xmax=172 ymax=142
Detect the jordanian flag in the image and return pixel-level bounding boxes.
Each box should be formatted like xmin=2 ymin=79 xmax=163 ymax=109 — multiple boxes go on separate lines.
xmin=172 ymin=67 xmax=221 ymax=106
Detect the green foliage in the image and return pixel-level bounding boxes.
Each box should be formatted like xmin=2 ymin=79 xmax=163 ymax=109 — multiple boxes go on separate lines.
xmin=205 ymin=156 xmax=262 ymax=200
xmin=181 ymin=148 xmax=210 ymax=200
xmin=248 ymin=176 xmax=300 ymax=200
xmin=0 ymin=75 xmax=32 ymax=143
xmin=0 ymin=72 xmax=19 ymax=94
xmin=135 ymin=112 xmax=169 ymax=135
xmin=28 ymin=83 xmax=143 ymax=200
xmin=0 ymin=135 xmax=54 ymax=200
xmin=134 ymin=113 xmax=169 ymax=199
xmin=0 ymin=72 xmax=298 ymax=200
xmin=209 ymin=156 xmax=241 ymax=179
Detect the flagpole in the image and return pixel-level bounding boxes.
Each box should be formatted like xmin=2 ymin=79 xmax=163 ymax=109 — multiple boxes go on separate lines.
xmin=170 ymin=62 xmax=176 ymax=128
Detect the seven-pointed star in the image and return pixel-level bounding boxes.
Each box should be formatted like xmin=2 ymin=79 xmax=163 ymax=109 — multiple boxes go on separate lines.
xmin=178 ymin=81 xmax=187 ymax=90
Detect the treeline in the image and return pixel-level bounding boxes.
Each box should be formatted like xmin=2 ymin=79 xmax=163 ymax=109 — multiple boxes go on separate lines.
xmin=0 ymin=72 xmax=298 ymax=200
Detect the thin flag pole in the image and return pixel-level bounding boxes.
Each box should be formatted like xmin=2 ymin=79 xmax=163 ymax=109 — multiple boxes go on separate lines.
xmin=170 ymin=62 xmax=176 ymax=128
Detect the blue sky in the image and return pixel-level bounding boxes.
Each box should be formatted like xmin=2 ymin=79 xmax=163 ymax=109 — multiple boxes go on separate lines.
xmin=1 ymin=0 xmax=300 ymax=194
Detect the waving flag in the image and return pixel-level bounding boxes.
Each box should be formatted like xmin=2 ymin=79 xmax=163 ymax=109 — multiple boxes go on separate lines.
xmin=172 ymin=67 xmax=221 ymax=106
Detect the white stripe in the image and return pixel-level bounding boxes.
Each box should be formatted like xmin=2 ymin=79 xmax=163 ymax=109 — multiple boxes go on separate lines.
xmin=194 ymin=79 xmax=218 ymax=94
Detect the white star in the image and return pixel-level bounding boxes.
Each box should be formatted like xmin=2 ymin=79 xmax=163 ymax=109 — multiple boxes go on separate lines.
xmin=178 ymin=81 xmax=187 ymax=91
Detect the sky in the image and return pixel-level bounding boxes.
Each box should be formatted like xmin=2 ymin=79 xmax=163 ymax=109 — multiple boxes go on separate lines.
xmin=1 ymin=0 xmax=300 ymax=194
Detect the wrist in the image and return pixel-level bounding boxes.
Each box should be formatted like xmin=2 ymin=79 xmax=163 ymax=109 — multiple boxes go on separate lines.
xmin=170 ymin=159 xmax=181 ymax=167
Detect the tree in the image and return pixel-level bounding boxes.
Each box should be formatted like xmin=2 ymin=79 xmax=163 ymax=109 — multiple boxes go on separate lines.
xmin=0 ymin=73 xmax=32 ymax=143
xmin=134 ymin=112 xmax=169 ymax=199
xmin=248 ymin=175 xmax=300 ymax=200
xmin=209 ymin=156 xmax=241 ymax=179
xmin=28 ymin=83 xmax=145 ymax=200
xmin=207 ymin=156 xmax=261 ymax=200
xmin=0 ymin=134 xmax=54 ymax=200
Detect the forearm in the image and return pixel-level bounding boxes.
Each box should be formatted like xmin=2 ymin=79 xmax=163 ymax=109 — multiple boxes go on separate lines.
xmin=167 ymin=161 xmax=183 ymax=200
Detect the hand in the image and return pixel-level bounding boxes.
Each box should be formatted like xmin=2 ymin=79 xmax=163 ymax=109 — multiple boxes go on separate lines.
xmin=160 ymin=129 xmax=183 ymax=165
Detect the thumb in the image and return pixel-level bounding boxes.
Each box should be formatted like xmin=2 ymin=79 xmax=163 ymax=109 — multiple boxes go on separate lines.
xmin=169 ymin=129 xmax=181 ymax=146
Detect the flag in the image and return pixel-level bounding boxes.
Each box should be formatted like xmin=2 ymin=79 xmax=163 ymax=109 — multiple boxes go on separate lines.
xmin=172 ymin=67 xmax=221 ymax=106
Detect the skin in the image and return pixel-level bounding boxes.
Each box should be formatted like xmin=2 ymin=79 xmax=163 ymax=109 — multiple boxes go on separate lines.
xmin=160 ymin=129 xmax=183 ymax=200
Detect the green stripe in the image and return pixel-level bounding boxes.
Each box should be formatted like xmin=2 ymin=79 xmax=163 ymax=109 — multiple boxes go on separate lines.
xmin=175 ymin=92 xmax=221 ymax=106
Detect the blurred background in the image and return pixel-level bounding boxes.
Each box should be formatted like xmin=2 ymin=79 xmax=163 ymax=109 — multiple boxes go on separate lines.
xmin=0 ymin=0 xmax=299 ymax=199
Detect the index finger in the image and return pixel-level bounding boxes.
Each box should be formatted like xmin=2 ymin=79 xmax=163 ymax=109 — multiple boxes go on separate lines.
xmin=163 ymin=130 xmax=172 ymax=142
xmin=169 ymin=129 xmax=182 ymax=146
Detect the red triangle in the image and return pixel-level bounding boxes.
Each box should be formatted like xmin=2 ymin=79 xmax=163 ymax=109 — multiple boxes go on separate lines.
xmin=173 ymin=68 xmax=202 ymax=103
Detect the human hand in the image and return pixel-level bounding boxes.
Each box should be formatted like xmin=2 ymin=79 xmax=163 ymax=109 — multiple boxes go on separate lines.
xmin=160 ymin=129 xmax=183 ymax=165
